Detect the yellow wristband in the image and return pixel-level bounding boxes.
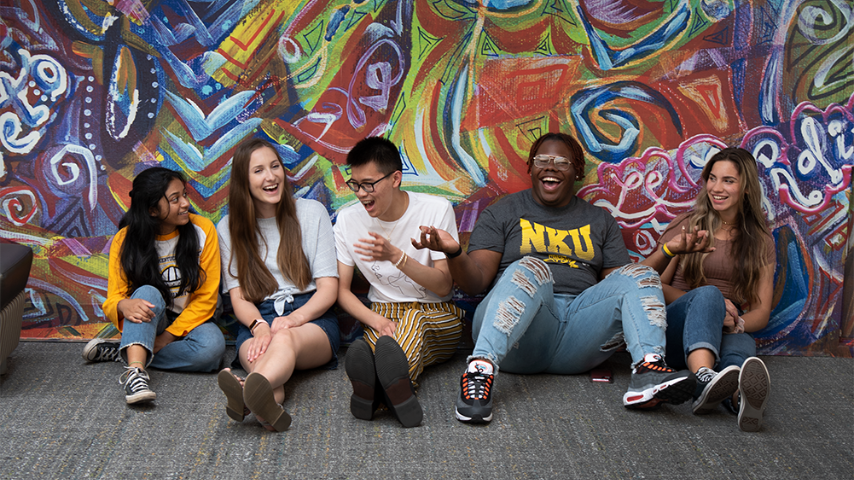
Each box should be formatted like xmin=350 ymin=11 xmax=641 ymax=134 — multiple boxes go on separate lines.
xmin=662 ymin=244 xmax=675 ymax=258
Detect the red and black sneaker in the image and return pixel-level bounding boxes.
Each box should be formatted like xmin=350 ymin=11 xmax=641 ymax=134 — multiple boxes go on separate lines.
xmin=455 ymin=360 xmax=494 ymax=423
xmin=623 ymin=353 xmax=696 ymax=409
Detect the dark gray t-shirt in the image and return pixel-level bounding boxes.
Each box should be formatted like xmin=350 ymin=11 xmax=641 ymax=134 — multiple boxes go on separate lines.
xmin=468 ymin=190 xmax=630 ymax=296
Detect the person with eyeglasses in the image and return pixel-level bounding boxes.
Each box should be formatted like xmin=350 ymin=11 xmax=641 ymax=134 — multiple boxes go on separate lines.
xmin=414 ymin=132 xmax=707 ymax=423
xmin=333 ymin=136 xmax=464 ymax=428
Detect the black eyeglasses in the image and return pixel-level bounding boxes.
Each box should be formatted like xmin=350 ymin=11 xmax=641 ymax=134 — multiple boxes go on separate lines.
xmin=345 ymin=171 xmax=395 ymax=193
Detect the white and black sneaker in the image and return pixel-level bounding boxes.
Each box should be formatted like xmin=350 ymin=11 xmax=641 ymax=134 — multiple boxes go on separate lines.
xmin=737 ymin=357 xmax=770 ymax=432
xmin=623 ymin=353 xmax=696 ymax=408
xmin=692 ymin=365 xmax=740 ymax=414
xmin=82 ymin=338 xmax=121 ymax=363
xmin=120 ymin=367 xmax=156 ymax=404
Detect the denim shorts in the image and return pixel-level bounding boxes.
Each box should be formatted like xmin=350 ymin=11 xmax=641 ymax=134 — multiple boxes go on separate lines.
xmin=232 ymin=292 xmax=340 ymax=370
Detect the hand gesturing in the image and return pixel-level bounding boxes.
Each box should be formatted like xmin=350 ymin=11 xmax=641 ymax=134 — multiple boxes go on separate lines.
xmin=354 ymin=232 xmax=401 ymax=263
xmin=411 ymin=226 xmax=459 ymax=256
xmin=665 ymin=225 xmax=714 ymax=255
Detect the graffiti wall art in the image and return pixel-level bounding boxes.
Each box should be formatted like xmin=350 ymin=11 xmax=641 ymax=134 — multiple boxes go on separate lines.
xmin=1 ymin=0 xmax=851 ymax=355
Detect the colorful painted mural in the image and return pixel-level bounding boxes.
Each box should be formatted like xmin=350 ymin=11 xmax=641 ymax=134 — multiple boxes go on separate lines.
xmin=1 ymin=0 xmax=851 ymax=355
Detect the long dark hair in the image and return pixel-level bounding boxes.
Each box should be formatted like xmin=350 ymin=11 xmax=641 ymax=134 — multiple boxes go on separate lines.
xmin=681 ymin=148 xmax=772 ymax=305
xmin=118 ymin=167 xmax=202 ymax=306
xmin=227 ymin=138 xmax=311 ymax=302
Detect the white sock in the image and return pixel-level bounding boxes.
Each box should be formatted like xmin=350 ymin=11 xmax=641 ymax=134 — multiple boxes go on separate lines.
xmin=467 ymin=359 xmax=494 ymax=375
xmin=643 ymin=353 xmax=662 ymax=363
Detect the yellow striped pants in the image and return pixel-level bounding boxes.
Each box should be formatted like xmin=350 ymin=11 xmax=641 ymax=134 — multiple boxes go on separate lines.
xmin=364 ymin=301 xmax=464 ymax=383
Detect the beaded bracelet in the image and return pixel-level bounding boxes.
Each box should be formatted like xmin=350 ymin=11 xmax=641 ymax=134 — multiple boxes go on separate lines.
xmin=394 ymin=252 xmax=408 ymax=269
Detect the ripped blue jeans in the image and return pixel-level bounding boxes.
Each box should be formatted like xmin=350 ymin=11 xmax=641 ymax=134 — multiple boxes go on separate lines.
xmin=470 ymin=258 xmax=667 ymax=374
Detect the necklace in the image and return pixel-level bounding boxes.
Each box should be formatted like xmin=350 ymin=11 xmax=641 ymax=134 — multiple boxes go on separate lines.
xmin=718 ymin=219 xmax=738 ymax=239
xmin=720 ymin=217 xmax=738 ymax=228
xmin=374 ymin=192 xmax=409 ymax=240
xmin=375 ymin=218 xmax=399 ymax=240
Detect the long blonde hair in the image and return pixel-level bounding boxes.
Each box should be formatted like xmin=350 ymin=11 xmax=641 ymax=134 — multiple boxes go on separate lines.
xmin=227 ymin=138 xmax=311 ymax=302
xmin=681 ymin=147 xmax=772 ymax=305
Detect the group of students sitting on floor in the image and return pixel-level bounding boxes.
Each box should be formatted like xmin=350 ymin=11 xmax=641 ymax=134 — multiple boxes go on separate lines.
xmin=82 ymin=133 xmax=774 ymax=433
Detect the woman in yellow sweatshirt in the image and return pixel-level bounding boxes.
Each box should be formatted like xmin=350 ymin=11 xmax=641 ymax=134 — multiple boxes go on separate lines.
xmin=83 ymin=167 xmax=225 ymax=404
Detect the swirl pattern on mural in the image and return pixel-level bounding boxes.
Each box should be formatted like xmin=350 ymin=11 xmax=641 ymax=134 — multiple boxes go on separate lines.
xmin=0 ymin=0 xmax=851 ymax=354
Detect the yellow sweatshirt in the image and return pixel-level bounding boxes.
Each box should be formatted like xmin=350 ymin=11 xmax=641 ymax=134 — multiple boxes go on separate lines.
xmin=102 ymin=213 xmax=221 ymax=337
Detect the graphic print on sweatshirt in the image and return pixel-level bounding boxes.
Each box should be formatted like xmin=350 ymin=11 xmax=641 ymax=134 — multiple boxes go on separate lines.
xmin=519 ymin=219 xmax=595 ymax=268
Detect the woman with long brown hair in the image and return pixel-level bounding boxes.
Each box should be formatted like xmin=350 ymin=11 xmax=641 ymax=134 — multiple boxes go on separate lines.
xmin=648 ymin=147 xmax=775 ymax=432
xmin=215 ymin=138 xmax=339 ymax=432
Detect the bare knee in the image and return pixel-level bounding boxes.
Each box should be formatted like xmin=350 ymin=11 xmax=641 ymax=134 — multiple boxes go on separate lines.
xmin=270 ymin=329 xmax=298 ymax=351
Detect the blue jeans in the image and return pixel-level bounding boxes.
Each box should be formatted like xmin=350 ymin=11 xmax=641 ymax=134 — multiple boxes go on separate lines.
xmin=119 ymin=285 xmax=226 ymax=372
xmin=664 ymin=285 xmax=756 ymax=371
xmin=471 ymin=258 xmax=667 ymax=374
xmin=718 ymin=332 xmax=756 ymax=370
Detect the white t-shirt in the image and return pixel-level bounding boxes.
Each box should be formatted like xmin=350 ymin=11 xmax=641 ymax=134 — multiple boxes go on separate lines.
xmin=154 ymin=219 xmax=213 ymax=314
xmin=334 ymin=191 xmax=459 ymax=303
xmin=218 ymin=198 xmax=338 ymax=313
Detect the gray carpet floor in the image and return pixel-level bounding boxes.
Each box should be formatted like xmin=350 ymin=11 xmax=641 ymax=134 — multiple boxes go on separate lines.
xmin=0 ymin=342 xmax=852 ymax=479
